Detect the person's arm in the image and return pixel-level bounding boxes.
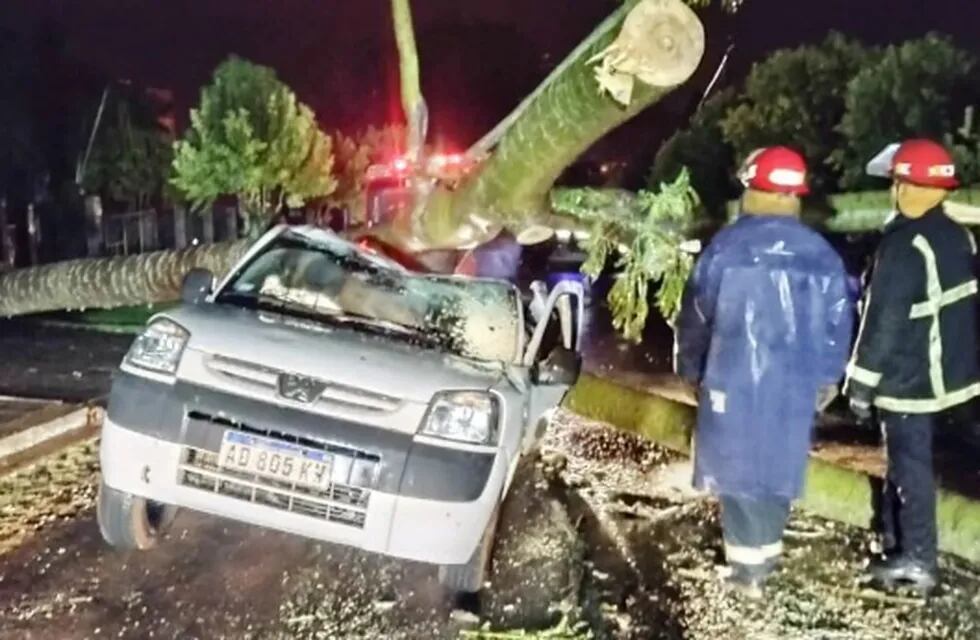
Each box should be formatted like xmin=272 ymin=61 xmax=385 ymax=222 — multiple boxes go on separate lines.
xmin=843 ymin=237 xmax=921 ymax=406
xmin=821 ymin=263 xmax=856 ymax=385
xmin=814 ymin=261 xmax=855 ymax=412
xmin=674 ymin=247 xmax=719 ymax=385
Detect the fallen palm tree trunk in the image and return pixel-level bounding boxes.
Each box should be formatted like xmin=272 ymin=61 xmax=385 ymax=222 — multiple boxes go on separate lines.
xmin=564 ymin=373 xmax=980 ymax=564
xmin=0 ymin=240 xmax=248 ymax=317
xmin=2 ymin=183 xmax=976 ymax=320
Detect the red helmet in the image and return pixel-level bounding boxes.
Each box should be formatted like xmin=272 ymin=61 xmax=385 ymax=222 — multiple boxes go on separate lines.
xmin=887 ymin=139 xmax=958 ymax=189
xmin=737 ymin=146 xmax=810 ymax=195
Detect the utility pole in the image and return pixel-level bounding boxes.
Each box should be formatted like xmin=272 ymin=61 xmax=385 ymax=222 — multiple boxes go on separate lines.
xmin=0 ymin=198 xmax=12 ymax=270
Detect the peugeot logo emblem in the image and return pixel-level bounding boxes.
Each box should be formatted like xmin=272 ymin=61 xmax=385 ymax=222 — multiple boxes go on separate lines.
xmin=277 ymin=373 xmax=327 ymax=404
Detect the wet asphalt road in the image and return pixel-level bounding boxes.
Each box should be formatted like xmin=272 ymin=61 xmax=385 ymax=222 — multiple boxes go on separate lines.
xmin=0 ymin=320 xmax=131 ymax=402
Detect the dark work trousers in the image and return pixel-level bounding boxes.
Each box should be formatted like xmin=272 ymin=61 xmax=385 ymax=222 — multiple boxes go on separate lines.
xmin=720 ymin=494 xmax=792 ymax=579
xmin=879 ymin=411 xmax=938 ymax=566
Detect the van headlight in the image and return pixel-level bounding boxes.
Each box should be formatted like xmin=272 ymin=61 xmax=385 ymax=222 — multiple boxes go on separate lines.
xmin=124 ymin=319 xmax=189 ymax=376
xmin=419 ymin=391 xmax=498 ymax=445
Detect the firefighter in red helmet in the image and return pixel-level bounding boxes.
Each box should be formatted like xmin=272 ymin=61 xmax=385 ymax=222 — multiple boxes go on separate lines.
xmin=845 ymin=139 xmax=979 ymax=594
xmin=737 ymin=146 xmax=811 ymax=196
xmin=676 ymin=146 xmax=853 ymax=598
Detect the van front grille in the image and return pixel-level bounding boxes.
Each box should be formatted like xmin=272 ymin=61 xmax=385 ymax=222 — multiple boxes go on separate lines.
xmin=205 ymin=354 xmax=402 ymax=413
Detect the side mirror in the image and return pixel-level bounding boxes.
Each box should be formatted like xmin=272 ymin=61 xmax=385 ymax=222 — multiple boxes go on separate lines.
xmin=181 ymin=268 xmax=214 ymax=305
xmin=531 ymin=346 xmax=582 ymax=386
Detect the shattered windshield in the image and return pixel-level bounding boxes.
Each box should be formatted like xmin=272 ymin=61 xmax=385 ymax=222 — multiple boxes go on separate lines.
xmin=215 ymin=228 xmax=522 ymax=363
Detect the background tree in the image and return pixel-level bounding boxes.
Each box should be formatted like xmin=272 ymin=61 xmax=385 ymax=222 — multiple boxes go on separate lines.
xmin=648 ymin=88 xmax=739 ymax=219
xmin=720 ymin=32 xmax=874 ymax=193
xmin=82 ymin=100 xmax=174 ymax=211
xmin=834 ymin=34 xmax=979 ymax=190
xmin=170 ymin=56 xmax=337 ymax=238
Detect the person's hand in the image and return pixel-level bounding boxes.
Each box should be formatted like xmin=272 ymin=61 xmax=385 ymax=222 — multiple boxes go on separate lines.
xmin=816 ymin=384 xmax=838 ymax=412
xmin=849 ymin=397 xmax=873 ymax=423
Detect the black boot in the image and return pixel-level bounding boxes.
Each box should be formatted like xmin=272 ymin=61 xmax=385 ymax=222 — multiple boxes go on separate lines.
xmin=868 ymin=554 xmax=938 ymax=595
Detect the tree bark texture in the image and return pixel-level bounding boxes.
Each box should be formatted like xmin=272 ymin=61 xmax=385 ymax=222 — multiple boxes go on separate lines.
xmin=391 ymin=0 xmax=426 ymax=161
xmin=0 ymin=239 xmax=248 ymax=317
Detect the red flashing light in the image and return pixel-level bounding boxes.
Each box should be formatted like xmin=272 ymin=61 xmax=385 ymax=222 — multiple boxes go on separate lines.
xmin=392 ymin=157 xmax=410 ymax=172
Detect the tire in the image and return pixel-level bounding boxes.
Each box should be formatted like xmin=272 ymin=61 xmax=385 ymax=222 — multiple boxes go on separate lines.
xmin=96 ymin=479 xmax=178 ymax=550
xmin=438 ymin=506 xmax=500 ymax=594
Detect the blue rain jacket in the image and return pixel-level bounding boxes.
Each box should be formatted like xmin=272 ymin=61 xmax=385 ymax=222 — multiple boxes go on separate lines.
xmin=675 ymin=214 xmax=854 ymax=500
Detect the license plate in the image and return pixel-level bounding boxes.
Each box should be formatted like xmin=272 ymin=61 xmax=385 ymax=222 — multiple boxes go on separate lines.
xmin=218 ymin=431 xmax=333 ymax=490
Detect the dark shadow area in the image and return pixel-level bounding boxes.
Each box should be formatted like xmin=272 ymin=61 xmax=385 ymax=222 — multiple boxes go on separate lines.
xmin=561 ymin=484 xmax=689 ymax=640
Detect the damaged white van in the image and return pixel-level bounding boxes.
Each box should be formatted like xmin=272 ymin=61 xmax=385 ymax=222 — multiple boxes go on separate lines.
xmin=97 ymin=225 xmax=583 ymax=593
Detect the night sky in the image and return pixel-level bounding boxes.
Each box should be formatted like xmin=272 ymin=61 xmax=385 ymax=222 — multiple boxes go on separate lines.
xmin=1 ymin=0 xmax=978 ymax=184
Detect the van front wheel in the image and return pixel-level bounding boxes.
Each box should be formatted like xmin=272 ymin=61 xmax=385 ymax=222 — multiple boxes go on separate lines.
xmin=96 ymin=479 xmax=177 ymax=550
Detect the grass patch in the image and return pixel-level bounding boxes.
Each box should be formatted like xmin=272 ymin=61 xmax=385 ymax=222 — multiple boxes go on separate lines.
xmin=72 ymin=302 xmax=177 ymax=326
xmin=32 ymin=302 xmax=178 ymax=334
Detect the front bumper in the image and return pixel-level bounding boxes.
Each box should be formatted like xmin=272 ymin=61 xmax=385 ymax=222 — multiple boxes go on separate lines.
xmin=100 ymin=373 xmax=506 ymax=565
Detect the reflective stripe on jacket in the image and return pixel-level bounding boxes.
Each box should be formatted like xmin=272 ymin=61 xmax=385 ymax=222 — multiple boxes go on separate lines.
xmin=844 ymin=207 xmax=980 ymax=413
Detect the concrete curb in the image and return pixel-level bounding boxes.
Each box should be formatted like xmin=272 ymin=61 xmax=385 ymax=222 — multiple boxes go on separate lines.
xmin=29 ymin=318 xmax=142 ymax=335
xmin=563 ymin=373 xmax=980 ymax=564
xmin=0 ymin=404 xmax=103 ymax=474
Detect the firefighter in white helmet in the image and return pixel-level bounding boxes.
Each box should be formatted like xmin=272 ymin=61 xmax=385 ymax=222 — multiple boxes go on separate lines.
xmin=845 ymin=139 xmax=980 ymax=595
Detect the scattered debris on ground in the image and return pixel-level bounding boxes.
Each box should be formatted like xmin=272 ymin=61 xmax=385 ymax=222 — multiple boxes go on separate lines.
xmin=543 ymin=409 xmax=980 ymax=640
xmin=459 ymin=615 xmax=591 ymax=639
xmin=0 ymin=438 xmax=98 ymax=556
xmin=266 ymin=545 xmax=452 ymax=640
xmin=483 ymin=456 xmax=584 ymax=631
